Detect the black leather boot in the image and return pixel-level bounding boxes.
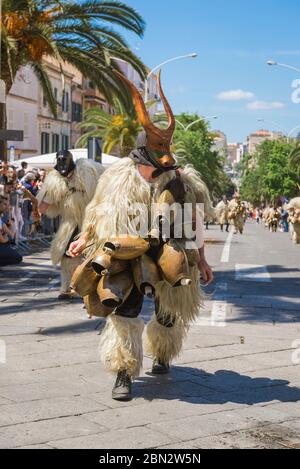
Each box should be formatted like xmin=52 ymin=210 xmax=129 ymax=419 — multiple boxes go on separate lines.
xmin=152 ymin=359 xmax=170 ymax=374
xmin=112 ymin=370 xmax=132 ymax=401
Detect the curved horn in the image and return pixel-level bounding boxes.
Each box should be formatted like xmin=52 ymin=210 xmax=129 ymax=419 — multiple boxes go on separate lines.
xmin=113 ymin=69 xmax=156 ymax=131
xmin=157 ymin=69 xmax=175 ymax=136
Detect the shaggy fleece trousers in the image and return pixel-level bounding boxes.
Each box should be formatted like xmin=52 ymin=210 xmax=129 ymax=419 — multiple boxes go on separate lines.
xmin=98 ymin=289 xmax=186 ymax=378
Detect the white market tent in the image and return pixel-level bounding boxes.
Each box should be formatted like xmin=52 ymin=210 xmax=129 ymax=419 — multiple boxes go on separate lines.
xmin=15 ymin=148 xmax=120 ymax=170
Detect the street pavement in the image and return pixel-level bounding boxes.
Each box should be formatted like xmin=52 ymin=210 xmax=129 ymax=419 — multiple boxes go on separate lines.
xmin=0 ymin=220 xmax=300 ymax=449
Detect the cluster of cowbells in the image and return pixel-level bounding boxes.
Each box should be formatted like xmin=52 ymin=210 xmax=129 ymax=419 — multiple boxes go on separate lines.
xmin=70 ymin=180 xmax=200 ymax=318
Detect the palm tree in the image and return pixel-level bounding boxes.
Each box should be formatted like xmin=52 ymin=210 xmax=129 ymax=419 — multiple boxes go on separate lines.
xmin=0 ymin=0 xmax=146 ymax=156
xmin=289 ymin=143 xmax=300 ymax=179
xmin=76 ymin=93 xmax=158 ymax=156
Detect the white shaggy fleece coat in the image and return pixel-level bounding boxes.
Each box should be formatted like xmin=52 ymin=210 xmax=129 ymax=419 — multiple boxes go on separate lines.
xmin=82 ymin=158 xmax=212 ymax=326
xmin=37 ymin=158 xmax=104 ymax=265
xmin=215 ymin=200 xmax=229 ymax=225
xmin=82 ymin=158 xmax=214 ymax=375
xmin=286 ymin=197 xmax=300 ymax=244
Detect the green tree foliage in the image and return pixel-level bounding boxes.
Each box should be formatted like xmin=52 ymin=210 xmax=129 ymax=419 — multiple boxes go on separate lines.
xmin=289 ymin=142 xmax=300 ymax=180
xmin=1 ymin=0 xmax=146 ymax=117
xmin=76 ymin=96 xmax=158 ymax=156
xmin=173 ymin=113 xmax=235 ymax=200
xmin=240 ymin=139 xmax=299 ymax=204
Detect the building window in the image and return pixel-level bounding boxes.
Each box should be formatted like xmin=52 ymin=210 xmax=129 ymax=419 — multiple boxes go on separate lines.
xmin=52 ymin=133 xmax=60 ymax=153
xmin=41 ymin=132 xmax=50 ymax=154
xmin=72 ymin=102 xmax=82 ymax=122
xmin=62 ymin=91 xmax=69 ymax=113
xmin=62 ymin=135 xmax=69 ymax=150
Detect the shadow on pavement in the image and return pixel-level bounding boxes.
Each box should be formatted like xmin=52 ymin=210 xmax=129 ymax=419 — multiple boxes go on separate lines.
xmin=205 ymin=264 xmax=300 ymax=323
xmin=0 ymin=297 xmax=83 ymax=315
xmin=134 ymin=366 xmax=300 ymax=405
xmin=41 ymin=318 xmax=104 ymax=335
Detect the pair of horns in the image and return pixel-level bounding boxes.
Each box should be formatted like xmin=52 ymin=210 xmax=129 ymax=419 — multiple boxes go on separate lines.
xmin=114 ymin=69 xmax=175 ymax=139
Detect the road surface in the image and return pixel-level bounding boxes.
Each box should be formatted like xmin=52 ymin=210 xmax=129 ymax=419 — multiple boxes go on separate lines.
xmin=0 ymin=220 xmax=300 ymax=449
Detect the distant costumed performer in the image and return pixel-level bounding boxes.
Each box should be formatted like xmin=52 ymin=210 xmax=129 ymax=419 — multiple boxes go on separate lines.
xmin=228 ymin=192 xmax=247 ymax=234
xmin=69 ymin=69 xmax=214 ymax=401
xmin=266 ymin=206 xmax=281 ymax=233
xmin=37 ymin=150 xmax=104 ymax=299
xmin=216 ymin=195 xmax=229 ymax=232
xmin=286 ymin=197 xmax=300 ymax=243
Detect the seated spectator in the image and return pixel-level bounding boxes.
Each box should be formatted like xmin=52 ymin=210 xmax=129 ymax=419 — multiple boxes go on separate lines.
xmin=0 ymin=195 xmax=22 ymax=267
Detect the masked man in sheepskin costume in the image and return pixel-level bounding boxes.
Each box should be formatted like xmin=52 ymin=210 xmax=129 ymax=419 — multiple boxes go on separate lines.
xmin=216 ymin=195 xmax=229 ymax=232
xmin=286 ymin=197 xmax=300 ymax=243
xmin=37 ymin=150 xmax=104 ymax=299
xmin=262 ymin=206 xmax=271 ymax=229
xmin=266 ymin=205 xmax=281 ymax=232
xmin=228 ymin=193 xmax=247 ymax=234
xmin=68 ymin=70 xmax=214 ymax=401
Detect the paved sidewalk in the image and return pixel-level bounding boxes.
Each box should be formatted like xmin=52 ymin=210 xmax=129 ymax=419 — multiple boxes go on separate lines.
xmin=0 ymin=222 xmax=300 ymax=449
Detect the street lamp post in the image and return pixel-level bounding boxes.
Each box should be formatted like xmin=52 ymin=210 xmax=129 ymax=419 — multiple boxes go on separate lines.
xmin=144 ymin=53 xmax=197 ymax=102
xmin=267 ymin=60 xmax=300 ymax=75
xmin=176 ymin=115 xmax=218 ymax=131
xmin=256 ymin=118 xmax=300 ymax=142
xmin=266 ymin=60 xmax=300 ymax=141
xmin=287 ymin=124 xmax=300 ymax=139
xmin=256 ymin=118 xmax=288 ymax=135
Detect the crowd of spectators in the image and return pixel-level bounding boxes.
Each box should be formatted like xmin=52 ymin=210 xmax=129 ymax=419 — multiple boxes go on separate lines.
xmin=0 ymin=160 xmax=55 ymax=267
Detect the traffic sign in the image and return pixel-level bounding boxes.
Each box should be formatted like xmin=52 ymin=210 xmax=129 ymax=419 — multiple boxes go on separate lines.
xmin=0 ymin=130 xmax=24 ymax=141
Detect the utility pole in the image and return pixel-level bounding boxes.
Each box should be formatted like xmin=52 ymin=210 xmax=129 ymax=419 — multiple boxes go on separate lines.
xmin=0 ymin=0 xmax=7 ymax=161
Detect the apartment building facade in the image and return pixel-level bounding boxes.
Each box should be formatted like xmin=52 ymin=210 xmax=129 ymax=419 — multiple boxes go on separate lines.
xmin=5 ymin=58 xmax=159 ymax=160
xmin=247 ymin=129 xmax=283 ymax=155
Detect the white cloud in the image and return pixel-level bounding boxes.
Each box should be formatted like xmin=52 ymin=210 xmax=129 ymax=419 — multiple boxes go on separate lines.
xmin=216 ymin=89 xmax=255 ymax=101
xmin=246 ymin=100 xmax=285 ymax=110
xmin=275 ymin=50 xmax=300 ymax=56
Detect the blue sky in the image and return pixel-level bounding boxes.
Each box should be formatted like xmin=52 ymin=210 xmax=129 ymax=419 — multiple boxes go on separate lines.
xmin=121 ymin=0 xmax=300 ymax=142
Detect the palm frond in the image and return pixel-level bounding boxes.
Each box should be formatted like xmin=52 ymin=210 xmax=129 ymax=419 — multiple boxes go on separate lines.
xmin=1 ymin=0 xmax=147 ymax=124
xmin=31 ymin=62 xmax=57 ymax=117
xmin=289 ymin=144 xmax=300 ymax=177
xmin=76 ymin=129 xmax=105 ymax=148
xmin=54 ymin=1 xmax=145 ymax=37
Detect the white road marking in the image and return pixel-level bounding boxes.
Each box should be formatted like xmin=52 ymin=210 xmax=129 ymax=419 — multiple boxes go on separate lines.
xmin=195 ymin=300 xmax=227 ymax=327
xmin=196 ymin=227 xmax=234 ymax=327
xmin=210 ymin=301 xmax=227 ymax=327
xmin=194 ymin=317 xmax=212 ymax=326
xmin=220 ymin=228 xmax=233 ymax=263
xmin=235 ymin=264 xmax=271 ymax=282
xmin=195 ymin=286 xmax=228 ymax=327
